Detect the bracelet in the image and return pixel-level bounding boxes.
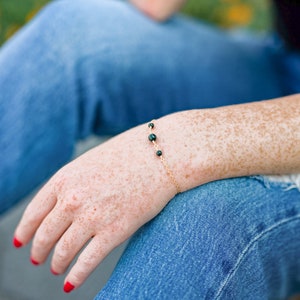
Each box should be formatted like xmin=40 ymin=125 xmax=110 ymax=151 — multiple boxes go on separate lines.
xmin=148 ymin=121 xmax=181 ymax=194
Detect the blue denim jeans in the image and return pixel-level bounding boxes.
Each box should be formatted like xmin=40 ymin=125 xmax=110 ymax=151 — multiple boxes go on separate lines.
xmin=0 ymin=0 xmax=300 ymax=298
xmin=96 ymin=177 xmax=300 ymax=299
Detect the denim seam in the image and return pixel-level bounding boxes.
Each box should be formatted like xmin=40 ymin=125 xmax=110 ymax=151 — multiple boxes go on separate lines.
xmin=214 ymin=214 xmax=300 ymax=299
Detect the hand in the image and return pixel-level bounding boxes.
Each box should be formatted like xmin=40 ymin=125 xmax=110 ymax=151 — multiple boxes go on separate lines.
xmin=130 ymin=0 xmax=187 ymax=21
xmin=13 ymin=123 xmax=179 ymax=292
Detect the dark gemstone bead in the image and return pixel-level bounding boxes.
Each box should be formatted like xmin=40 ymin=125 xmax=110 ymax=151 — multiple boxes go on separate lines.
xmin=148 ymin=133 xmax=156 ymax=142
xmin=156 ymin=150 xmax=162 ymax=156
xmin=148 ymin=122 xmax=154 ymax=129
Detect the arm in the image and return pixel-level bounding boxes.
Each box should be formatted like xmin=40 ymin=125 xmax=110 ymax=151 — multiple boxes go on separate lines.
xmin=129 ymin=0 xmax=187 ymax=21
xmin=13 ymin=94 xmax=300 ymax=291
xmin=165 ymin=94 xmax=300 ymax=192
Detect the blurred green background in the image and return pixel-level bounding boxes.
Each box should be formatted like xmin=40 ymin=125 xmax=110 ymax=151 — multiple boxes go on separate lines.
xmin=0 ymin=0 xmax=272 ymax=46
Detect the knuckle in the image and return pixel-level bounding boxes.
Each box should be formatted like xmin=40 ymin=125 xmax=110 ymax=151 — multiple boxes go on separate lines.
xmin=54 ymin=249 xmax=70 ymax=264
xmin=77 ymin=255 xmax=94 ymax=270
xmin=52 ymin=169 xmax=69 ymax=193
xmin=61 ymin=197 xmax=81 ymax=213
xmin=58 ymin=189 xmax=84 ymax=212
xmin=23 ymin=210 xmax=38 ymax=227
xmin=34 ymin=235 xmax=49 ymax=249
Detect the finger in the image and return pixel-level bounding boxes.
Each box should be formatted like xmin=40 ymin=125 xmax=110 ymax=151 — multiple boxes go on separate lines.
xmin=30 ymin=206 xmax=72 ymax=265
xmin=13 ymin=182 xmax=57 ymax=247
xmin=62 ymin=234 xmax=119 ymax=293
xmin=50 ymin=224 xmax=93 ymax=275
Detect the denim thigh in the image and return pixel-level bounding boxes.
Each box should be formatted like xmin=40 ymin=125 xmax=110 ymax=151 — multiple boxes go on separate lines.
xmin=95 ymin=177 xmax=300 ymax=300
xmin=0 ymin=0 xmax=289 ymax=211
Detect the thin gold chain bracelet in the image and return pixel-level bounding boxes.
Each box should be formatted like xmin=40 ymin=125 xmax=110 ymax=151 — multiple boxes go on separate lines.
xmin=147 ymin=121 xmax=181 ymax=194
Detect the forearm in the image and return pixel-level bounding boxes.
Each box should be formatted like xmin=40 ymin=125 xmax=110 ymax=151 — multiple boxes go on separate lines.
xmin=157 ymin=94 xmax=300 ymax=192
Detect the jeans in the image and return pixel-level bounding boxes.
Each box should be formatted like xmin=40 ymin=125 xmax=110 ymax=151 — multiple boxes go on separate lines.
xmin=0 ymin=0 xmax=299 ymax=298
xmin=97 ymin=177 xmax=300 ymax=300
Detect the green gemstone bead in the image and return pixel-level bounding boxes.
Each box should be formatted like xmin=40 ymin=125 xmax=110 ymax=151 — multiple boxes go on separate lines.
xmin=148 ymin=122 xmax=154 ymax=129
xmin=156 ymin=150 xmax=162 ymax=156
xmin=148 ymin=133 xmax=156 ymax=142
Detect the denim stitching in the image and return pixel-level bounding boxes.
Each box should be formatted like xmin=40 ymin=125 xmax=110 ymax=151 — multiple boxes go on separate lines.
xmin=214 ymin=214 xmax=300 ymax=299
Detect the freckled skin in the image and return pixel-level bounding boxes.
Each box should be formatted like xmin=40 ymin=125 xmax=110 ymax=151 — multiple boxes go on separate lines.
xmin=163 ymin=95 xmax=300 ymax=190
xmin=14 ymin=94 xmax=300 ymax=290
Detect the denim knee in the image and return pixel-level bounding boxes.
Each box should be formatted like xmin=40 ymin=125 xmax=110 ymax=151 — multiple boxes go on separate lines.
xmin=19 ymin=0 xmax=286 ymax=136
xmin=97 ymin=177 xmax=300 ymax=299
xmin=29 ymin=0 xmax=129 ymax=59
xmin=170 ymin=177 xmax=300 ymax=299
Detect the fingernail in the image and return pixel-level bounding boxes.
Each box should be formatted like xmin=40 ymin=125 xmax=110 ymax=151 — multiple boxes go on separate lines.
xmin=51 ymin=268 xmax=59 ymax=276
xmin=13 ymin=237 xmax=23 ymax=248
xmin=30 ymin=257 xmax=39 ymax=266
xmin=63 ymin=281 xmax=75 ymax=293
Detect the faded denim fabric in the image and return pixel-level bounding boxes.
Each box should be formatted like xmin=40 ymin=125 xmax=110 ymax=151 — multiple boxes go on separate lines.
xmin=0 ymin=0 xmax=291 ymax=213
xmin=96 ymin=178 xmax=300 ymax=299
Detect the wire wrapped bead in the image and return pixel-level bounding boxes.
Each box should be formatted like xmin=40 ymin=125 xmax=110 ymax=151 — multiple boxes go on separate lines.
xmin=148 ymin=122 xmax=154 ymax=129
xmin=148 ymin=133 xmax=156 ymax=142
xmin=156 ymin=150 xmax=162 ymax=156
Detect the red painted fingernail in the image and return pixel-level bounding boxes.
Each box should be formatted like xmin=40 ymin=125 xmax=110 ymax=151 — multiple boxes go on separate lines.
xmin=30 ymin=257 xmax=39 ymax=266
xmin=63 ymin=281 xmax=75 ymax=293
xmin=51 ymin=268 xmax=59 ymax=276
xmin=13 ymin=237 xmax=23 ymax=248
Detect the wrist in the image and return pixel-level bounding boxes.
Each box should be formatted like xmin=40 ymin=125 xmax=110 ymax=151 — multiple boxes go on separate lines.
xmin=154 ymin=110 xmax=221 ymax=192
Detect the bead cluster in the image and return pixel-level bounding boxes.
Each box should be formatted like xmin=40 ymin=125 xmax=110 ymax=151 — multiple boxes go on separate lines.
xmin=148 ymin=121 xmax=181 ymax=194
